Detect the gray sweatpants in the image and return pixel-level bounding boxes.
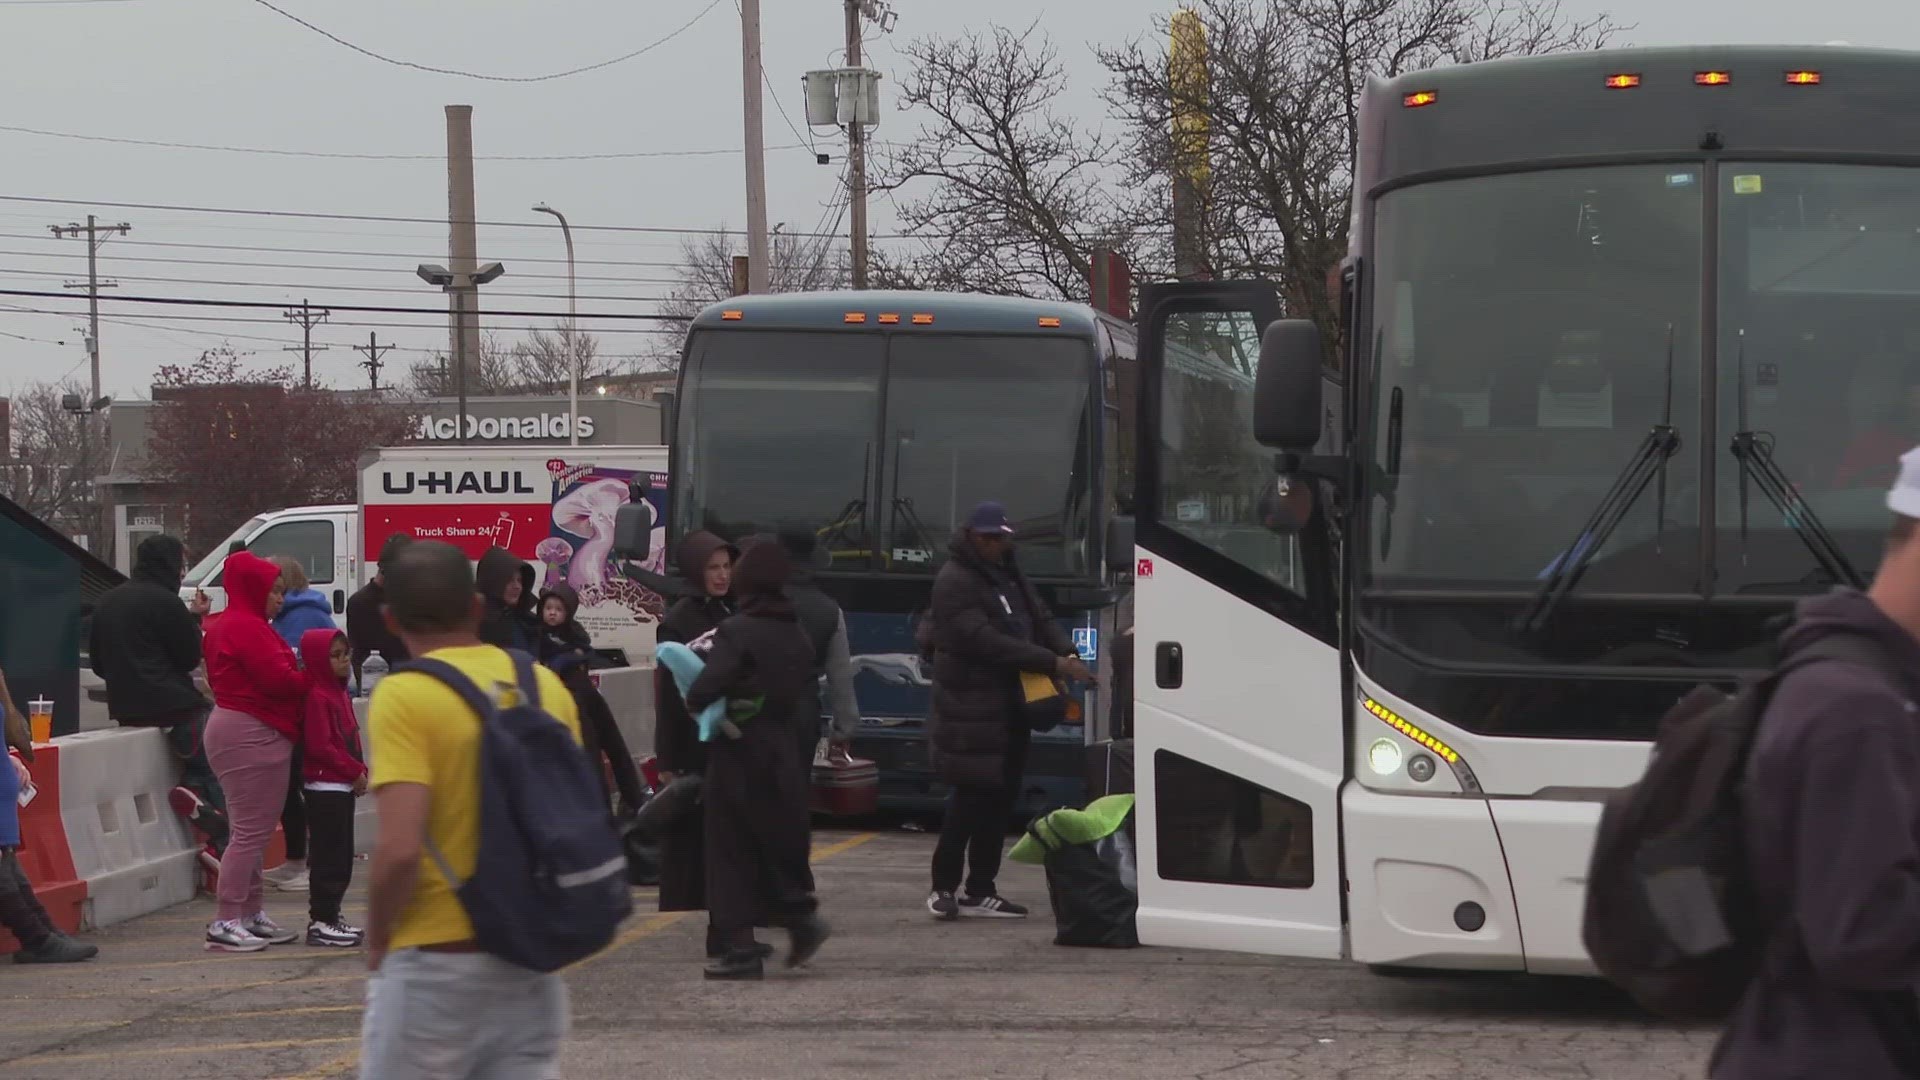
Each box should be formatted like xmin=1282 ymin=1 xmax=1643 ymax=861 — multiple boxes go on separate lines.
xmin=360 ymin=949 xmax=569 ymax=1080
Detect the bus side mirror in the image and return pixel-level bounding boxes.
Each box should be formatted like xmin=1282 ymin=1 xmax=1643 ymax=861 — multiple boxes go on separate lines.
xmin=1254 ymin=319 xmax=1324 ymax=452
xmin=1105 ymin=515 xmax=1135 ymax=573
xmin=612 ymin=503 xmax=652 ymax=561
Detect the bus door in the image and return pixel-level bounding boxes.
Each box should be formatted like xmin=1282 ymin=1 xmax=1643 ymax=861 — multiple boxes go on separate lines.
xmin=1132 ymin=281 xmax=1346 ymax=958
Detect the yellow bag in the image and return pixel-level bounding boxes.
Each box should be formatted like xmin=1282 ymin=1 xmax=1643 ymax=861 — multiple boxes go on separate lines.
xmin=1019 ymin=671 xmax=1081 ymax=731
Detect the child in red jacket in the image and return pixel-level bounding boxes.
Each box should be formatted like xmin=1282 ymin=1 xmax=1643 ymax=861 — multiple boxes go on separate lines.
xmin=297 ymin=629 xmax=366 ymax=947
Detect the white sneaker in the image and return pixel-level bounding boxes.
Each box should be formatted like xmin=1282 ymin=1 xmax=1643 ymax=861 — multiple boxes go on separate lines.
xmin=242 ymin=912 xmax=300 ymax=945
xmin=205 ymin=920 xmax=269 ymax=953
xmin=266 ymin=862 xmax=310 ymax=892
xmin=306 ymin=919 xmax=364 ymax=948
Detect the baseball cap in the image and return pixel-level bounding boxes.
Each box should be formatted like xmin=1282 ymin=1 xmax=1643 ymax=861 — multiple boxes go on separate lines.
xmin=964 ymin=501 xmax=1016 ymax=536
xmin=1890 ymin=446 xmax=1920 ymax=520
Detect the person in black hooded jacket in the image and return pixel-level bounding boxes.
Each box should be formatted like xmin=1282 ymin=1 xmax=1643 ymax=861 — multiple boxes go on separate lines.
xmin=474 ymin=546 xmax=537 ymax=653
xmin=90 ymin=534 xmax=227 ymax=845
xmin=684 ymin=540 xmax=830 ymax=980
xmin=651 ymin=530 xmax=736 ymax=951
xmin=535 ymin=583 xmax=644 ymax=814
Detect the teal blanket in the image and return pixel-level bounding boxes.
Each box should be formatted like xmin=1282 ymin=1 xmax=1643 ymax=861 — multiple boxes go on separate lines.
xmin=655 ymin=641 xmax=758 ymax=742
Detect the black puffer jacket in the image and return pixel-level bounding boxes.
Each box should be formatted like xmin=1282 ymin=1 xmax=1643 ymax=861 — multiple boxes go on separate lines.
xmin=923 ymin=536 xmax=1074 ymax=787
xmin=89 ymin=535 xmax=209 ymax=723
xmin=475 ymin=546 xmax=537 ymax=653
xmin=654 ymin=531 xmax=737 ymax=774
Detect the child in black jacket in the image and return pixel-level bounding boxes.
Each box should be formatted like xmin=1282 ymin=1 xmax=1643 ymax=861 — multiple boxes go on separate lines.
xmin=536 ymin=585 xmax=644 ymax=814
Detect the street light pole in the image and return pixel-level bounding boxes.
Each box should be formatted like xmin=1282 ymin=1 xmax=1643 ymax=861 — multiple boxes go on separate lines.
xmin=418 ymin=262 xmax=506 ymax=447
xmin=532 ymin=203 xmax=578 ymax=446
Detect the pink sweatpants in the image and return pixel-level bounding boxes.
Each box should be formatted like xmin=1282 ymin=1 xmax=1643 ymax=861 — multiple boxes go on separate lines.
xmin=203 ymin=707 xmax=293 ymax=922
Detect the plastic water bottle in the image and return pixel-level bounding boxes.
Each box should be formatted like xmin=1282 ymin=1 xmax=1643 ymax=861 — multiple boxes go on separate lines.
xmin=362 ymin=651 xmax=389 ymax=696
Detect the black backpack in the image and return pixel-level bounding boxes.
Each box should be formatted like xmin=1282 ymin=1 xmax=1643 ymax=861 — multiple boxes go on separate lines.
xmin=1582 ymin=634 xmax=1895 ymax=1019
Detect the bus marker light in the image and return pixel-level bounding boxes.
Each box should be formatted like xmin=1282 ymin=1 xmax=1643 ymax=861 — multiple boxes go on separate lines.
xmin=1038 ymin=316 xmax=1063 ymax=328
xmin=1403 ymin=90 xmax=1438 ymax=108
xmin=1362 ymin=697 xmax=1460 ymax=765
xmin=1695 ymin=71 xmax=1732 ymax=86
xmin=1366 ymin=738 xmax=1403 ymax=776
xmin=878 ymin=313 xmax=901 ymax=324
xmin=911 ymin=313 xmax=934 ymax=324
xmin=1785 ymin=70 xmax=1821 ymax=85
xmin=1604 ymin=73 xmax=1641 ymax=89
xmin=844 ymin=312 xmax=868 ymax=324
xmin=721 ymin=310 xmax=743 ymax=321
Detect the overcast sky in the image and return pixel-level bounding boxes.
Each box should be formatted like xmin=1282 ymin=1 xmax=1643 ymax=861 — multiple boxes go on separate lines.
xmin=0 ymin=0 xmax=1911 ymax=399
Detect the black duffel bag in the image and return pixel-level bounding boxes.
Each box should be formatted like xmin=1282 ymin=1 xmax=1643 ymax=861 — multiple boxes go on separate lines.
xmin=1030 ymin=813 xmax=1140 ymax=949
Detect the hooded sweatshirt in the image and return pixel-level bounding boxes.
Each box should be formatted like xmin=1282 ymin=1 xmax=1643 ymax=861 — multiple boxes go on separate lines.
xmin=476 ymin=546 xmax=536 ymax=653
xmin=201 ymin=550 xmax=306 ymax=738
xmin=273 ymin=587 xmax=336 ymax=650
xmin=535 ymin=584 xmax=594 ymax=670
xmin=89 ymin=535 xmax=210 ymax=723
xmin=1713 ymin=588 xmax=1920 ymax=1080
xmin=297 ymin=629 xmax=365 ymax=788
xmin=653 ymin=531 xmax=737 ymax=776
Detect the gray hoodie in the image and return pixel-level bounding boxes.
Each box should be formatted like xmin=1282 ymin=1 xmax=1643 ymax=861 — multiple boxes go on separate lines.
xmin=1713 ymin=588 xmax=1920 ymax=1079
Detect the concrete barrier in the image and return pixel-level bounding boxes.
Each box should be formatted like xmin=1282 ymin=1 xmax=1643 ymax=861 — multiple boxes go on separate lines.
xmin=49 ymin=728 xmax=200 ymax=930
xmin=594 ymin=664 xmax=655 ymax=764
xmin=1 ymin=741 xmax=84 ymax=954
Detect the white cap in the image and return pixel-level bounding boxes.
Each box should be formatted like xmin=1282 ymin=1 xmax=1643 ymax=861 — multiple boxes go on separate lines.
xmin=1888 ymin=446 xmax=1920 ymax=519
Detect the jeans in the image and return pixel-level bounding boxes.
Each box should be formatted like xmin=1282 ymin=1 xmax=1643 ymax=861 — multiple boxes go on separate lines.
xmin=304 ymin=789 xmax=355 ymax=925
xmin=0 ymin=848 xmax=53 ymax=950
xmin=360 ymin=949 xmax=569 ymax=1080
xmin=931 ymin=724 xmax=1030 ymax=898
xmin=204 ymin=708 xmax=293 ymax=923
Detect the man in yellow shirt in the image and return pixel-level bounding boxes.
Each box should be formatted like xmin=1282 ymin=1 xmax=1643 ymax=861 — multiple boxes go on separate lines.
xmin=360 ymin=541 xmax=582 ymax=1080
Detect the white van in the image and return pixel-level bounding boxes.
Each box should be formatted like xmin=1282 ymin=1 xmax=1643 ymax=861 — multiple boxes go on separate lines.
xmin=181 ymin=504 xmax=357 ymax=625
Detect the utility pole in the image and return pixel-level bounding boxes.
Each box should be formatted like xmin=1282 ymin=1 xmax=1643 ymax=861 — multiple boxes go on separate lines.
xmin=447 ymin=105 xmax=481 ymax=440
xmin=50 ymin=214 xmax=130 ymax=405
xmin=844 ymin=0 xmax=868 ymax=289
xmin=282 ymin=299 xmax=331 ymax=388
xmin=353 ymin=332 xmax=395 ymax=392
xmin=740 ymin=0 xmax=770 ymax=293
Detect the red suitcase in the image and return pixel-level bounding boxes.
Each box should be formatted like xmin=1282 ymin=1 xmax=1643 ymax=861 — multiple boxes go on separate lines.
xmin=811 ymin=749 xmax=880 ymax=818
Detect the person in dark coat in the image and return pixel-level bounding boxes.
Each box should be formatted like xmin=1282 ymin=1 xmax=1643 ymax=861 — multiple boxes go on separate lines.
xmin=684 ymin=540 xmax=830 ymax=980
xmin=90 ymin=534 xmax=227 ymax=845
xmin=653 ymin=531 xmax=736 ymax=953
xmin=1712 ymin=447 xmax=1920 ymax=1080
xmin=922 ymin=502 xmax=1091 ymax=921
xmin=535 ymin=583 xmax=644 ymax=814
xmin=474 ymin=547 xmax=537 ymax=653
xmin=345 ymin=533 xmax=413 ymax=691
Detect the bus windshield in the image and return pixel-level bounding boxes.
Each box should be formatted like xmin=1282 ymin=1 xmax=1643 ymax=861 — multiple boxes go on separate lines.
xmin=674 ymin=328 xmax=1096 ymax=577
xmin=1367 ymin=163 xmax=1705 ymax=594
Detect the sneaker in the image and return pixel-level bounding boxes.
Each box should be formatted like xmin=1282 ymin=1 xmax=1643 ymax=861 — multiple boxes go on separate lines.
xmin=242 ymin=912 xmax=300 ymax=945
xmin=958 ymin=894 xmax=1028 ymax=919
xmin=198 ymin=847 xmax=221 ymax=876
xmin=13 ymin=932 xmax=98 ymax=964
xmin=306 ymin=919 xmax=363 ymax=948
xmin=926 ymin=889 xmax=959 ymax=921
xmin=205 ymin=920 xmax=270 ymax=953
xmin=168 ymin=787 xmax=229 ymax=847
xmin=265 ymin=862 xmax=310 ymax=893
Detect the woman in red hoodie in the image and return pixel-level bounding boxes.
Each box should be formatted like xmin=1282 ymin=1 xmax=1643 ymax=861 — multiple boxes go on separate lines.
xmin=200 ymin=550 xmax=307 ymax=952
xmin=296 ymin=628 xmax=365 ymax=948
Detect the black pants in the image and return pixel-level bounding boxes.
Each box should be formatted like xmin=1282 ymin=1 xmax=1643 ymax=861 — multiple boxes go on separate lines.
xmin=704 ymin=726 xmax=814 ymax=952
xmin=0 ymin=848 xmax=54 ymax=950
xmin=931 ymin=723 xmax=1030 ymax=898
xmin=303 ymin=789 xmax=355 ymax=924
xmin=281 ymin=750 xmax=307 ymax=862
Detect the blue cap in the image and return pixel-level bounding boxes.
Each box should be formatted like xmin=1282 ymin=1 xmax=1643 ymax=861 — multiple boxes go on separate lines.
xmin=965 ymin=501 xmax=1015 ymax=536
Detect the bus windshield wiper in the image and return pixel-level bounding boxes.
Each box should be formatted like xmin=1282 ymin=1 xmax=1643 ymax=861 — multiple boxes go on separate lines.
xmin=1518 ymin=328 xmax=1681 ymax=635
xmin=1729 ymin=331 xmax=1865 ymax=590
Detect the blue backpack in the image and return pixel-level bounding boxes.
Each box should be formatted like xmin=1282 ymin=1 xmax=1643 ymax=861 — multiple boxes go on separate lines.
xmin=399 ymin=649 xmax=633 ymax=972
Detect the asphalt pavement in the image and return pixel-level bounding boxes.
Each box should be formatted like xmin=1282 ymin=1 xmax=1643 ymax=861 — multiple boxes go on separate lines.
xmin=0 ymin=830 xmax=1715 ymax=1079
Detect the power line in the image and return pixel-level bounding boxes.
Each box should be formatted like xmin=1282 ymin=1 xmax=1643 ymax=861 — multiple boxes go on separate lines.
xmin=0 ymin=286 xmax=679 ymax=320
xmin=0 ymin=246 xmax=682 ymax=284
xmin=0 ymin=265 xmax=673 ymax=303
xmin=0 ymin=123 xmax=810 ymax=162
xmin=0 ymin=232 xmax=825 ymax=272
xmin=246 ymin=0 xmax=726 ymax=83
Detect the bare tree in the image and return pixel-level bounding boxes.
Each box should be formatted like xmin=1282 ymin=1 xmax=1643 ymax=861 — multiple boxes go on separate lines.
xmin=507 ymin=325 xmax=601 ymax=395
xmin=3 ymin=379 xmax=106 ymax=534
xmin=875 ymin=24 xmax=1159 ymax=300
xmin=404 ymin=332 xmax=521 ymax=397
xmin=1099 ymin=0 xmax=1620 ymax=359
xmin=649 ymin=228 xmax=847 ymax=367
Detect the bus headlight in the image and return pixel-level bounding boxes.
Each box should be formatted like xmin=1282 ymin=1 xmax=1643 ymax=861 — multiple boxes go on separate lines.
xmin=1366 ymin=738 xmax=1403 ymax=776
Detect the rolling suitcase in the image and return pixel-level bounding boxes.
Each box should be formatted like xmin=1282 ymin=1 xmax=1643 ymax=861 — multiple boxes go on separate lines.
xmin=811 ymin=747 xmax=880 ymax=818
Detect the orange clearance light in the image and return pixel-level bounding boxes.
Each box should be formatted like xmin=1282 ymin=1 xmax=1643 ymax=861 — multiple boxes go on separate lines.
xmin=1785 ymin=70 xmax=1822 ymax=85
xmin=1037 ymin=316 xmax=1063 ymax=328
xmin=910 ymin=313 xmax=934 ymax=325
xmin=720 ymin=309 xmax=743 ymax=321
xmin=878 ymin=312 xmax=901 ymax=324
xmin=1695 ymin=71 xmax=1732 ymax=86
xmin=1604 ymin=73 xmax=1641 ymax=89
xmin=844 ymin=312 xmax=867 ymax=324
xmin=1402 ymin=90 xmax=1438 ymax=108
